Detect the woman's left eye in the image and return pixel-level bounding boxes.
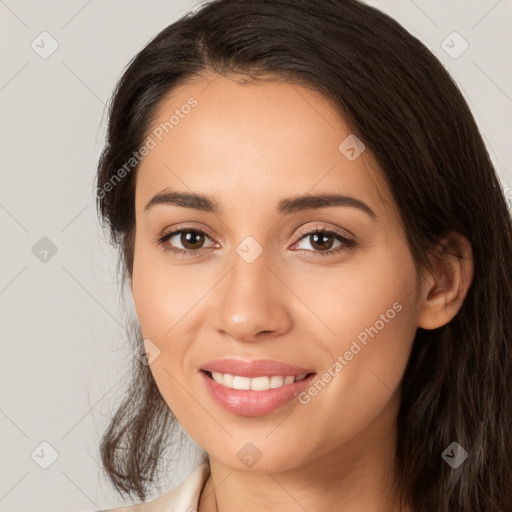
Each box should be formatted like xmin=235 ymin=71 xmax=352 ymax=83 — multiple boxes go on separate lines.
xmin=291 ymin=229 xmax=356 ymax=257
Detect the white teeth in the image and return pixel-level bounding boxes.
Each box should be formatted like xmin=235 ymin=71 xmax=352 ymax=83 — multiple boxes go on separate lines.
xmin=222 ymin=373 xmax=234 ymax=388
xmin=209 ymin=372 xmax=309 ymax=390
xmin=250 ymin=376 xmax=270 ymax=391
xmin=232 ymin=376 xmax=251 ymax=390
xmin=212 ymin=371 xmax=224 ymax=382
xmin=270 ymin=375 xmax=284 ymax=388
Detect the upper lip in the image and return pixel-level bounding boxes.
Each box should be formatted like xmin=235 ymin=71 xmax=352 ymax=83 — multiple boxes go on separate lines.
xmin=201 ymin=358 xmax=315 ymax=378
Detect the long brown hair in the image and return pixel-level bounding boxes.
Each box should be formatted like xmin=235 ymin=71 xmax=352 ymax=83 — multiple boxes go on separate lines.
xmin=96 ymin=1 xmax=512 ymax=510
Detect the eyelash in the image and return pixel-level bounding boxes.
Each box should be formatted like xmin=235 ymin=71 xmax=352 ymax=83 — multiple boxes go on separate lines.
xmin=154 ymin=226 xmax=357 ymax=258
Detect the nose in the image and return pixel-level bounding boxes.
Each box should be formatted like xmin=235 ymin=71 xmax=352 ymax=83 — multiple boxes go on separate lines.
xmin=212 ymin=247 xmax=293 ymax=344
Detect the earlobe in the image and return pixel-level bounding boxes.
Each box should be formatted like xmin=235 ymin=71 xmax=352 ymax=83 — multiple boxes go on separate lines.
xmin=417 ymin=233 xmax=474 ymax=330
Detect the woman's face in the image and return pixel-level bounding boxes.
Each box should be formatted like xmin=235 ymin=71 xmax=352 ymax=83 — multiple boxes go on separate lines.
xmin=131 ymin=72 xmax=424 ymax=473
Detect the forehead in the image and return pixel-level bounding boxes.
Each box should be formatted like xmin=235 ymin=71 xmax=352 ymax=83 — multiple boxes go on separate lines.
xmin=135 ymin=72 xmax=395 ymax=222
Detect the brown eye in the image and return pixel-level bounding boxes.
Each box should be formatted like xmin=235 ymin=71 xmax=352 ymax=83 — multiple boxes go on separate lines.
xmin=291 ymin=228 xmax=356 ymax=257
xmin=308 ymin=232 xmax=335 ymax=251
xmin=157 ymin=228 xmax=217 ymax=255
xmin=179 ymin=230 xmax=206 ymax=250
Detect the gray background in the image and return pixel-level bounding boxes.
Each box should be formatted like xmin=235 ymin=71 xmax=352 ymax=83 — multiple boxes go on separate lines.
xmin=0 ymin=1 xmax=511 ymax=511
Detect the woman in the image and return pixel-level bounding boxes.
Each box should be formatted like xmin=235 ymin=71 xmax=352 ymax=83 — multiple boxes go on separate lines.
xmin=96 ymin=0 xmax=512 ymax=511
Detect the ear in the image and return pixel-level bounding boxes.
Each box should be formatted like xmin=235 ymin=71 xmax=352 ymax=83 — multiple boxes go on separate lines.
xmin=417 ymin=232 xmax=474 ymax=329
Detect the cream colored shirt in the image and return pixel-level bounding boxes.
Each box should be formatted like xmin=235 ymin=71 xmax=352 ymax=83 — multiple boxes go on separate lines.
xmin=100 ymin=461 xmax=210 ymax=512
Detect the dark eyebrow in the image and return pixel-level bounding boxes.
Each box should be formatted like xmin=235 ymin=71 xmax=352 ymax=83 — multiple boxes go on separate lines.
xmin=277 ymin=193 xmax=376 ymax=219
xmin=144 ymin=190 xmax=376 ymax=219
xmin=144 ymin=191 xmax=221 ymax=214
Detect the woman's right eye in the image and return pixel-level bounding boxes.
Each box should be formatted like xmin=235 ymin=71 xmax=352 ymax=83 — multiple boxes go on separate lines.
xmin=156 ymin=228 xmax=217 ymax=256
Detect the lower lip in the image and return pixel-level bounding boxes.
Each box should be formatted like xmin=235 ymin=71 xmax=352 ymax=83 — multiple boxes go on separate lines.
xmin=200 ymin=370 xmax=316 ymax=417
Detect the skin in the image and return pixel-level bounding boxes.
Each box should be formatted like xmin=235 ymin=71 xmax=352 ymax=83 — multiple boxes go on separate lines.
xmin=131 ymin=71 xmax=473 ymax=512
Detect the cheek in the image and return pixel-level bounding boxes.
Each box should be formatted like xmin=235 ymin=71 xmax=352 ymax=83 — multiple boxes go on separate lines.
xmin=131 ymin=242 xmax=203 ymax=338
xmin=333 ymin=246 xmax=419 ymax=377
xmin=313 ymin=308 xmax=415 ymax=454
xmin=291 ymin=240 xmax=419 ymax=349
xmin=130 ymin=245 xmax=200 ymax=422
xmin=308 ymin=249 xmax=419 ymax=440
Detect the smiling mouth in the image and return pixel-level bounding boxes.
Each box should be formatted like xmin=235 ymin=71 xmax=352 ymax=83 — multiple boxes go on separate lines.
xmin=202 ymin=370 xmax=316 ymax=391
